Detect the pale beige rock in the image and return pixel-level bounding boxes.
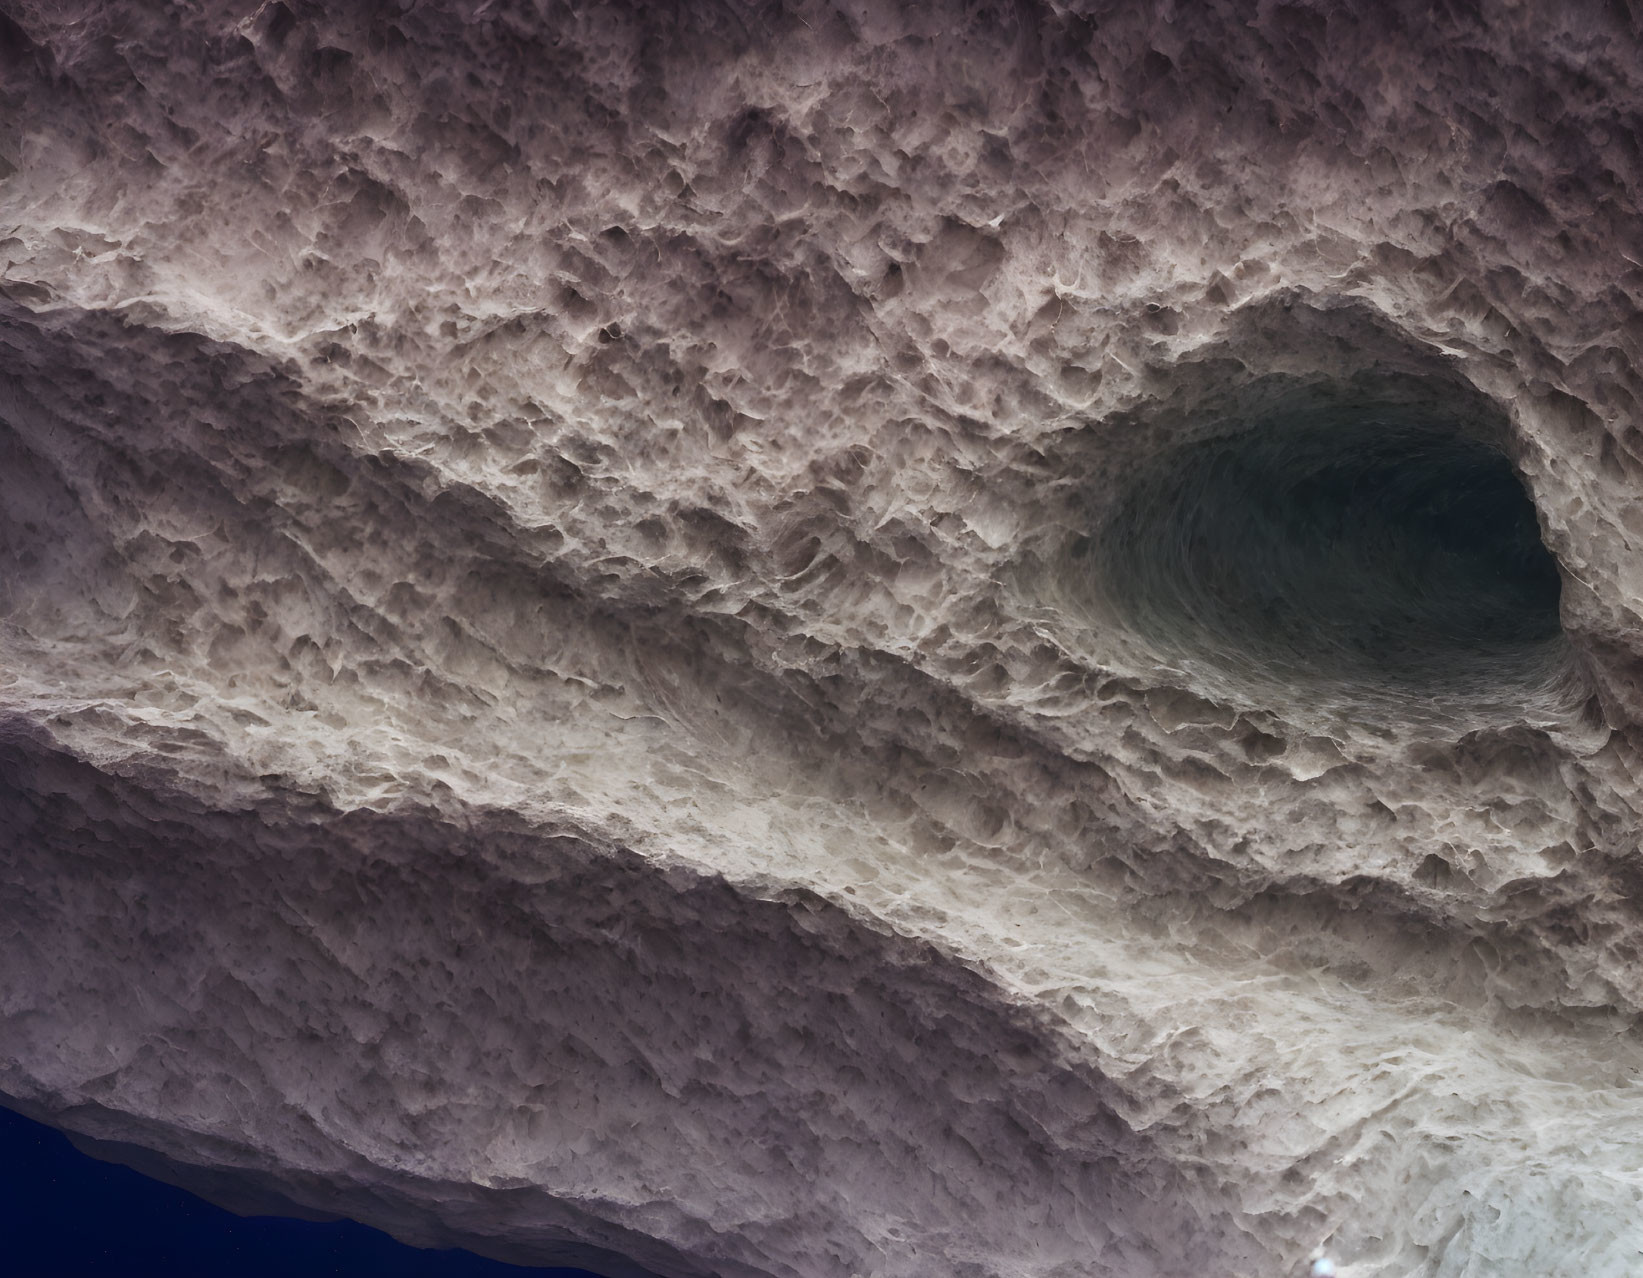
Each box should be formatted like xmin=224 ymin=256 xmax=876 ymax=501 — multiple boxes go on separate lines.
xmin=1 ymin=2 xmax=1642 ymax=1275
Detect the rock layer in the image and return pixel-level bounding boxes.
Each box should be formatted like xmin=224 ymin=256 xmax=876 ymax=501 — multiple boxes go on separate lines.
xmin=2 ymin=2 xmax=1642 ymax=1275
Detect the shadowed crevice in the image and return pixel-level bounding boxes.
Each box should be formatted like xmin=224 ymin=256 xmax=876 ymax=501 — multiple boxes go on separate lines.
xmin=1094 ymin=388 xmax=1573 ymax=708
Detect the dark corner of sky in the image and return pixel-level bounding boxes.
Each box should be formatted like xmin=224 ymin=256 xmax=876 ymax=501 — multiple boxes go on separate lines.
xmin=0 ymin=1105 xmax=612 ymax=1278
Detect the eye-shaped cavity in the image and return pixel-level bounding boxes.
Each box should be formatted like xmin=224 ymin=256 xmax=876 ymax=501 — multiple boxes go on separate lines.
xmin=1095 ymin=410 xmax=1570 ymax=703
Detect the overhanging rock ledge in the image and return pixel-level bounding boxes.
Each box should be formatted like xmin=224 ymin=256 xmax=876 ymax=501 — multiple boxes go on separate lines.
xmin=2 ymin=2 xmax=1642 ymax=1275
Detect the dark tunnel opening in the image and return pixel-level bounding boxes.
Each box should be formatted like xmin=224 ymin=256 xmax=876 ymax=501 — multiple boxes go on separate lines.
xmin=1097 ymin=409 xmax=1568 ymax=694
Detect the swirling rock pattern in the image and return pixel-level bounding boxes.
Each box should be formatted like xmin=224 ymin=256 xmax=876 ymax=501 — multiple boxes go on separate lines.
xmin=2 ymin=2 xmax=1641 ymax=1275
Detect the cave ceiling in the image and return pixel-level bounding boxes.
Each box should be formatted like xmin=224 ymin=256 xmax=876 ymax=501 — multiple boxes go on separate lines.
xmin=2 ymin=2 xmax=1642 ymax=1276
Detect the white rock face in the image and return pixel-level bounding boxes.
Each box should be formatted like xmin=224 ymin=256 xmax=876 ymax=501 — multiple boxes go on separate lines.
xmin=2 ymin=2 xmax=1641 ymax=1275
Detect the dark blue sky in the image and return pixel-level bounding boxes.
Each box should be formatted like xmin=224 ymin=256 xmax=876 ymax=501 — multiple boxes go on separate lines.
xmin=0 ymin=1105 xmax=608 ymax=1277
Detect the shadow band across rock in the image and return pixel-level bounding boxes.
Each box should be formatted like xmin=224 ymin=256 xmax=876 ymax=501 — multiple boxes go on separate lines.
xmin=0 ymin=730 xmax=1218 ymax=1278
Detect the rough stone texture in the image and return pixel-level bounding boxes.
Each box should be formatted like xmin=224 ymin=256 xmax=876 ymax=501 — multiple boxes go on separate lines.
xmin=2 ymin=2 xmax=1642 ymax=1275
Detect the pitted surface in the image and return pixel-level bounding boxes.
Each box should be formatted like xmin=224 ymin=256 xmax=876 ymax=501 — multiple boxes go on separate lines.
xmin=2 ymin=3 xmax=1642 ymax=1276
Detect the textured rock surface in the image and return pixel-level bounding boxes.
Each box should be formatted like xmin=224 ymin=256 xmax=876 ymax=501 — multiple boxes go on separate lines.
xmin=2 ymin=2 xmax=1642 ymax=1275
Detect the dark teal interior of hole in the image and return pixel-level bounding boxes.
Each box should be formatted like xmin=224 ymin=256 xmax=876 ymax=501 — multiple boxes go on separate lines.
xmin=1098 ymin=414 xmax=1565 ymax=685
